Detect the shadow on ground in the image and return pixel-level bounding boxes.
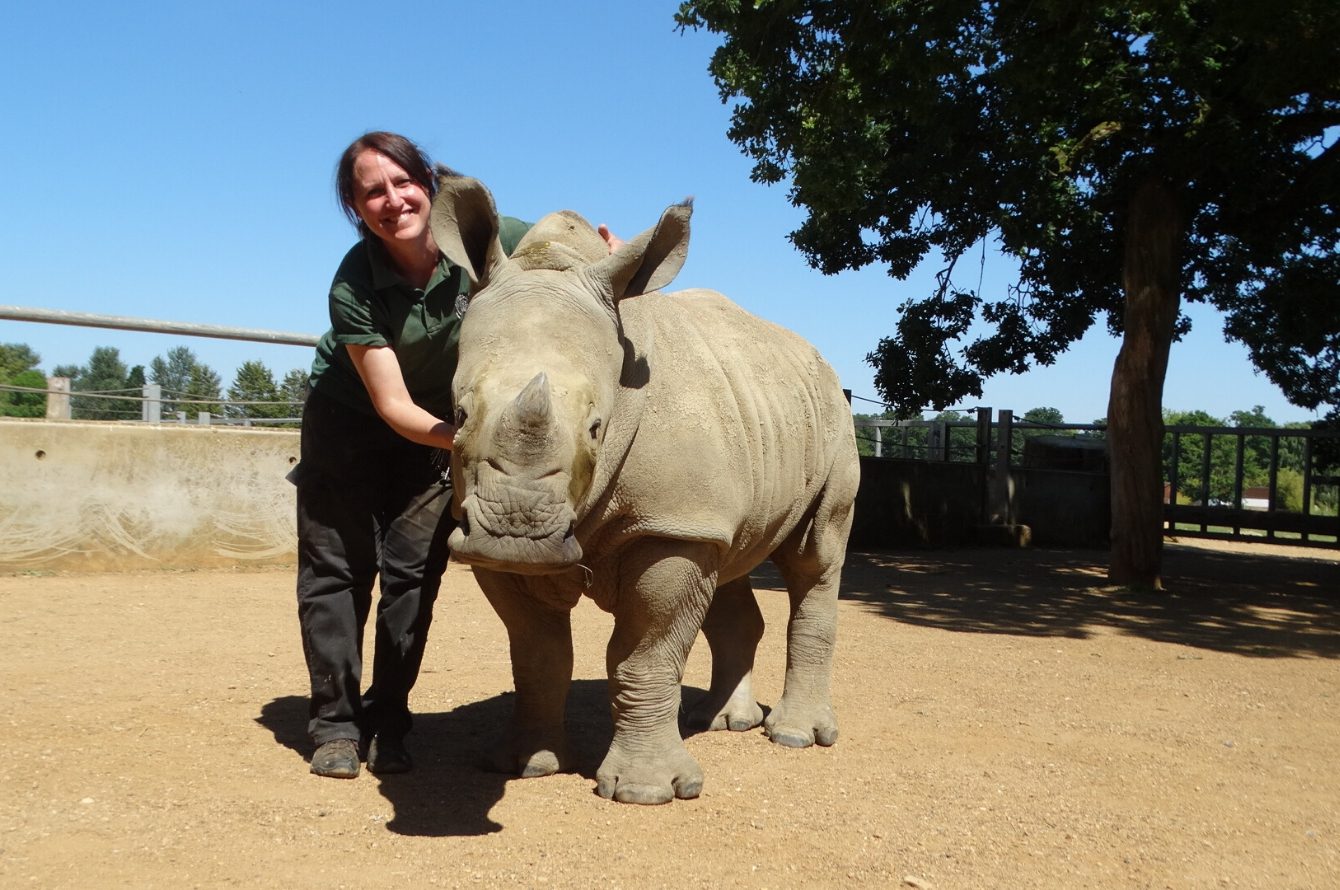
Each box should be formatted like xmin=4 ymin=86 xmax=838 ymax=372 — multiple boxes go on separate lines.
xmin=790 ymin=545 xmax=1340 ymax=659
xmin=256 ymin=681 xmax=613 ymax=838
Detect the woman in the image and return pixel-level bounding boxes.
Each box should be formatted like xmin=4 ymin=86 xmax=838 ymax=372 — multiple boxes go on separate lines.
xmin=291 ymin=132 xmax=534 ymax=779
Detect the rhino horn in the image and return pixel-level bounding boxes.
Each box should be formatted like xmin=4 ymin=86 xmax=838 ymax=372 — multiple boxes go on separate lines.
xmin=507 ymin=372 xmax=553 ymax=429
xmin=498 ymin=372 xmax=557 ymax=462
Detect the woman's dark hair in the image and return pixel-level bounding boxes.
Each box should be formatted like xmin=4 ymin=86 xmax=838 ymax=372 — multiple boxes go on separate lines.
xmin=335 ymin=131 xmax=445 ymax=239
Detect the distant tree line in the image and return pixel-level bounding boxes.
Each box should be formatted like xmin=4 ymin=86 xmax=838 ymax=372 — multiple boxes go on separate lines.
xmin=851 ymin=405 xmax=1098 ymax=460
xmin=0 ymin=342 xmax=309 ymax=422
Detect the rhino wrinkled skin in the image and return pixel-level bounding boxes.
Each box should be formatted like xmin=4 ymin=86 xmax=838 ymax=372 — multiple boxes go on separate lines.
xmin=431 ymin=177 xmax=860 ymax=805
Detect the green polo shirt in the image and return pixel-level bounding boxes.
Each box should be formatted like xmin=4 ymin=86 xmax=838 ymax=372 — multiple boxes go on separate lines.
xmin=308 ymin=216 xmax=529 ymax=418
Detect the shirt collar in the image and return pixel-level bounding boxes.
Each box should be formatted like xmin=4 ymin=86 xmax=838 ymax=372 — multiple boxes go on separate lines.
xmin=364 ymin=238 xmax=453 ymax=292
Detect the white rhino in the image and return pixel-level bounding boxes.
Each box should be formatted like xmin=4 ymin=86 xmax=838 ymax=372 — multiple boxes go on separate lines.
xmin=430 ymin=177 xmax=860 ymax=805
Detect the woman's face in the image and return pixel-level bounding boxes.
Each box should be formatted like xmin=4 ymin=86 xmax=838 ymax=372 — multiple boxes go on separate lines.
xmin=351 ymin=149 xmax=431 ymax=246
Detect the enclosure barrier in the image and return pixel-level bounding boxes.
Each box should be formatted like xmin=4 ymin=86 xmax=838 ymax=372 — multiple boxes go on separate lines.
xmin=0 ymin=418 xmax=299 ymax=572
xmin=853 ymin=414 xmax=1340 ymax=549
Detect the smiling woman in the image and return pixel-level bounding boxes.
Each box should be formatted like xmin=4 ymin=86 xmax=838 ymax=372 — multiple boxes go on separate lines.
xmin=336 ymin=133 xmax=444 ymax=289
xmin=288 ymin=132 xmax=532 ymax=782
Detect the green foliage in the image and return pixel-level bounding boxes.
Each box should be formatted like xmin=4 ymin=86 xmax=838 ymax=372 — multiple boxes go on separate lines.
xmin=851 ymin=409 xmax=892 ymax=457
xmin=19 ymin=343 xmax=302 ymax=423
xmin=678 ymin=0 xmax=1340 ymax=415
xmin=279 ymin=368 xmax=310 ymax=415
xmin=0 ymin=343 xmax=46 ymax=418
xmin=1 ymin=369 xmax=47 ymax=417
xmin=149 ymin=346 xmax=200 ymax=418
xmin=149 ymin=346 xmax=224 ymax=420
xmin=853 ymin=408 xmax=980 ymax=460
xmin=64 ymin=347 xmax=140 ymax=420
xmin=1022 ymin=407 xmax=1064 ymax=427
xmin=1275 ymin=468 xmax=1305 ymax=513
xmin=226 ymin=360 xmax=285 ymax=420
xmin=0 ymin=343 xmax=41 ymax=381
xmin=186 ymin=363 xmax=223 ymax=419
xmin=1162 ymin=409 xmax=1235 ymax=502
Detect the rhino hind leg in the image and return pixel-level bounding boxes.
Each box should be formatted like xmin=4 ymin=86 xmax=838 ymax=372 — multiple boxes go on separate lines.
xmin=761 ymin=565 xmax=840 ymax=749
xmin=684 ymin=574 xmax=765 ymax=733
xmin=765 ymin=464 xmax=858 ymax=749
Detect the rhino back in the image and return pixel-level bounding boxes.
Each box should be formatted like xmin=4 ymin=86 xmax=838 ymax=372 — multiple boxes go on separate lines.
xmin=598 ymin=288 xmax=855 ymax=560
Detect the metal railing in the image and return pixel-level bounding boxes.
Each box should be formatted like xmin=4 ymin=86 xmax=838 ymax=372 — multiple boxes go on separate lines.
xmin=0 ymin=305 xmax=315 ymax=426
xmin=855 ymin=411 xmax=1340 ymax=548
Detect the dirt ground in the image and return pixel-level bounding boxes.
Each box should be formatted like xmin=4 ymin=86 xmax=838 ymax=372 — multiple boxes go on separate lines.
xmin=1 ymin=539 xmax=1337 ymax=889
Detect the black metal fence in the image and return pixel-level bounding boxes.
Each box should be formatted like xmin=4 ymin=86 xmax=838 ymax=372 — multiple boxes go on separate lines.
xmin=855 ymin=411 xmax=1340 ymax=548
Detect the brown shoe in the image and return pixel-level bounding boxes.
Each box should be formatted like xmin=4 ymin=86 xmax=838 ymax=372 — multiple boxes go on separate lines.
xmin=310 ymin=738 xmax=360 ymax=779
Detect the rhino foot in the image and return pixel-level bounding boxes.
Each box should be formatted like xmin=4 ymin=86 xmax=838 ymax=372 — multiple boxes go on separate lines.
xmin=763 ymin=699 xmax=839 ymax=749
xmin=484 ymin=734 xmax=566 ymax=778
xmin=684 ymin=695 xmax=764 ymax=734
xmin=595 ymin=744 xmax=703 ymax=805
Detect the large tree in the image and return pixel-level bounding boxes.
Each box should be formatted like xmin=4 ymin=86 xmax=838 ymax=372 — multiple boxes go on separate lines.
xmin=1 ymin=369 xmax=47 ymax=417
xmin=678 ymin=0 xmax=1340 ymax=588
xmin=278 ymin=368 xmax=310 ymax=417
xmin=62 ymin=346 xmax=139 ymax=420
xmin=0 ymin=343 xmax=41 ymax=382
xmin=226 ymin=360 xmax=285 ymax=421
xmin=186 ymin=363 xmax=224 ymax=420
xmin=0 ymin=343 xmax=45 ymax=417
xmin=149 ymin=346 xmax=224 ymax=420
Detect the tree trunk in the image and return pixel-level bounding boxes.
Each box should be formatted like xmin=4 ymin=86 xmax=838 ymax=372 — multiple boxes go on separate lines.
xmin=1107 ymin=177 xmax=1183 ymax=589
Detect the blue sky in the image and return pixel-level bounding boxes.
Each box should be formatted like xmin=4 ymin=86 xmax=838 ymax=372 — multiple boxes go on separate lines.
xmin=0 ymin=1 xmax=1318 ymax=425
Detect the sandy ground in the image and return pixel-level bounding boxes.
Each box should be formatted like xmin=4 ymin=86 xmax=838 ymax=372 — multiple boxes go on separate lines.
xmin=1 ymin=539 xmax=1338 ymax=889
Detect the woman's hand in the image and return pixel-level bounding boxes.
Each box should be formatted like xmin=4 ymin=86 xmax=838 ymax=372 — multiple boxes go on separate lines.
xmin=598 ymin=223 xmax=624 ymax=253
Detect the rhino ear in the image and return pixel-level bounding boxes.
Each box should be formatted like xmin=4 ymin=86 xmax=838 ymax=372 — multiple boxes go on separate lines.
xmin=430 ymin=175 xmax=509 ymax=289
xmin=586 ymin=199 xmax=692 ymax=303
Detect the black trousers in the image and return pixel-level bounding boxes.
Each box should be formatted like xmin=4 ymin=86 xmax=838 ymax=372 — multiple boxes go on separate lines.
xmin=292 ymin=389 xmax=454 ymax=746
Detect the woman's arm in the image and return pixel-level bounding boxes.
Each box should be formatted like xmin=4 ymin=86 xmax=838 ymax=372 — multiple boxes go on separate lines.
xmin=346 ymin=344 xmax=456 ymax=450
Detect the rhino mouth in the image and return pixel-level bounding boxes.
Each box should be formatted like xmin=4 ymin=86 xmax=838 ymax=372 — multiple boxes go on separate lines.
xmin=447 ymin=474 xmax=582 ymax=574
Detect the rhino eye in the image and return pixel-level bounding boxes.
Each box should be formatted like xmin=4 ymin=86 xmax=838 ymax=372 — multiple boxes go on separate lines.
xmin=454 ymin=407 xmax=468 ymax=428
xmin=589 ymin=418 xmax=602 ymax=440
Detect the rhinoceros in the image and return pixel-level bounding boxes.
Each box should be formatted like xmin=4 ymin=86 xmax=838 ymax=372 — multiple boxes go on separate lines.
xmin=429 ymin=177 xmax=860 ymax=805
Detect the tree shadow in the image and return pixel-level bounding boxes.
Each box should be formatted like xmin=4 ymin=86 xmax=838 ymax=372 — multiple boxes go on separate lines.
xmin=256 ymin=680 xmax=613 ymax=837
xmin=812 ymin=545 xmax=1340 ymax=658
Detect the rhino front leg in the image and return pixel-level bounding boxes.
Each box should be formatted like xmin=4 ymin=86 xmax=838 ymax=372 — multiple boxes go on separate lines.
xmin=685 ymin=574 xmax=765 ymax=733
xmin=597 ymin=540 xmax=715 ymax=805
xmin=474 ymin=568 xmax=575 ymax=777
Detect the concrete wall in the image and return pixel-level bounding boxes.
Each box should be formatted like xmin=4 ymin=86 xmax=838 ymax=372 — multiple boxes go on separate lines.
xmin=0 ymin=421 xmax=1113 ymax=574
xmin=0 ymin=419 xmax=299 ymax=573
